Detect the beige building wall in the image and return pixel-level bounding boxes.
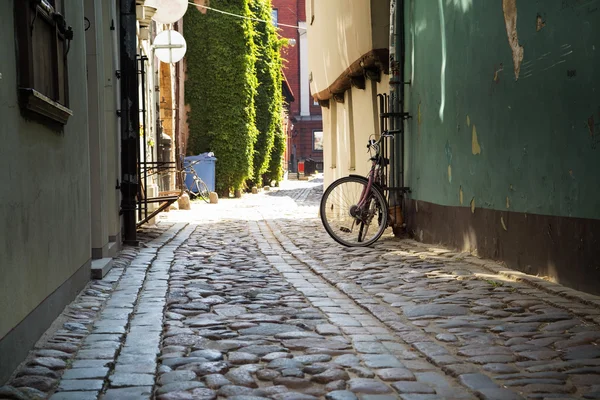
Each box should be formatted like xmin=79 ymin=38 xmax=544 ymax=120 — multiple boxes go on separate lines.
xmin=307 ymin=0 xmax=388 ymax=96
xmin=101 ymin=0 xmax=122 ymax=247
xmin=307 ymin=0 xmax=390 ymax=187
xmin=321 ymin=80 xmax=389 ymax=186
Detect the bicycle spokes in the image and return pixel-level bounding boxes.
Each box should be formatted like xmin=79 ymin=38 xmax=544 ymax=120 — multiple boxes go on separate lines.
xmin=320 ymin=176 xmax=388 ymax=247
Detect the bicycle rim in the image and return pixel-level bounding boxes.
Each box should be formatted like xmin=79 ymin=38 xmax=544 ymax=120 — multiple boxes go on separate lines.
xmin=187 ymin=178 xmax=201 ymax=200
xmin=197 ymin=180 xmax=210 ymax=203
xmin=320 ymin=176 xmax=388 ymax=247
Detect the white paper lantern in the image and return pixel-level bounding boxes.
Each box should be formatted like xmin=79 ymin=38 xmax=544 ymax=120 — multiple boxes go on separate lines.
xmin=153 ymin=29 xmax=187 ymax=63
xmin=145 ymin=0 xmax=188 ymax=24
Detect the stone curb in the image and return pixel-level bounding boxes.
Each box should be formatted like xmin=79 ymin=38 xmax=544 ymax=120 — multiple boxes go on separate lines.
xmin=0 ymin=223 xmax=182 ymax=400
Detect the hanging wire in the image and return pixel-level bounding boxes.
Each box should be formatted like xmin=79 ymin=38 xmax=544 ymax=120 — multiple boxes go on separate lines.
xmin=187 ymin=1 xmax=306 ymax=30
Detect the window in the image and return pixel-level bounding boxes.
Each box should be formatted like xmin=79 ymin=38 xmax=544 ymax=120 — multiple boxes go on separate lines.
xmin=271 ymin=8 xmax=278 ymax=27
xmin=15 ymin=0 xmax=73 ymax=125
xmin=313 ymin=130 xmax=323 ymax=151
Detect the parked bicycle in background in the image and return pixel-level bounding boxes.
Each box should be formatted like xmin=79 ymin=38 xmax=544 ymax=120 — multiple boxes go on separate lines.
xmin=181 ymin=159 xmax=211 ymax=203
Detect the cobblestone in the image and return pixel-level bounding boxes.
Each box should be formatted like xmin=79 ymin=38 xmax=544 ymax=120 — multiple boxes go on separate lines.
xmin=3 ymin=178 xmax=600 ymax=399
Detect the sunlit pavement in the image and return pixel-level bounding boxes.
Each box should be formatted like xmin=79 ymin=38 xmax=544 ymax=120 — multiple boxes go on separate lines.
xmin=3 ymin=176 xmax=600 ymax=400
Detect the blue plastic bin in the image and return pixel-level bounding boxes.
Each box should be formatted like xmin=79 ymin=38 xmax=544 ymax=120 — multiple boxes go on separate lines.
xmin=184 ymin=152 xmax=217 ymax=193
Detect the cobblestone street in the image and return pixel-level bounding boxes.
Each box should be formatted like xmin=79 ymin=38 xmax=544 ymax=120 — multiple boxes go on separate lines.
xmin=2 ymin=178 xmax=600 ymax=400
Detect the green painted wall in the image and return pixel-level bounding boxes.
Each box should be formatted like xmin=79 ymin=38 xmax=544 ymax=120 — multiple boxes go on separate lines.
xmin=0 ymin=1 xmax=91 ymax=340
xmin=404 ymin=0 xmax=600 ymax=219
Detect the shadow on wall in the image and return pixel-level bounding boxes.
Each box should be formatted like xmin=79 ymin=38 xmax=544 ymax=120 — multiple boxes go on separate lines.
xmin=404 ymin=199 xmax=600 ymax=295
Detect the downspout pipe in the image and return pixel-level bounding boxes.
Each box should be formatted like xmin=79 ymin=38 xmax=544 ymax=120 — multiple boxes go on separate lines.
xmin=119 ymin=0 xmax=140 ymax=245
xmin=388 ymin=0 xmax=406 ymax=231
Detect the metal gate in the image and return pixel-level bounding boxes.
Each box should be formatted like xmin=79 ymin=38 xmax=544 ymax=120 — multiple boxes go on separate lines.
xmin=135 ymin=54 xmax=180 ymax=227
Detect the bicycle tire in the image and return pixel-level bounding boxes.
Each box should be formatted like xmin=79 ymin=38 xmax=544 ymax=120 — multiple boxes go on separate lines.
xmin=188 ymin=177 xmax=206 ymax=202
xmin=320 ymin=176 xmax=388 ymax=247
xmin=196 ymin=179 xmax=211 ymax=203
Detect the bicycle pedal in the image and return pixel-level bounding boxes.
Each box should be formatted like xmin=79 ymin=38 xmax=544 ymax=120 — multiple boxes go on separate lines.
xmin=340 ymin=227 xmax=351 ymax=233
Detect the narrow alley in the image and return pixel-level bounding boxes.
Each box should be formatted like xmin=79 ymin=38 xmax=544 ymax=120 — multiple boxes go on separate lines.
xmin=2 ymin=179 xmax=600 ymax=400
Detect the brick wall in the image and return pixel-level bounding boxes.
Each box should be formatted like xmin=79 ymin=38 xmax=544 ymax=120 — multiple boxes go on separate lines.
xmin=272 ymin=0 xmax=322 ymax=172
xmin=292 ymin=120 xmax=323 ymax=162
xmin=272 ymin=0 xmax=300 ymax=115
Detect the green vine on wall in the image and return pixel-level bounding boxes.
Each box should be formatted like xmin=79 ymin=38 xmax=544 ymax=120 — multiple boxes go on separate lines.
xmin=264 ymin=121 xmax=286 ymax=185
xmin=184 ymin=0 xmax=258 ymax=195
xmin=248 ymin=0 xmax=285 ymax=187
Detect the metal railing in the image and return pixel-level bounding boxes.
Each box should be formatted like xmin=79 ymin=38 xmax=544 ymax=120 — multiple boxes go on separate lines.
xmin=135 ymin=55 xmax=180 ymax=227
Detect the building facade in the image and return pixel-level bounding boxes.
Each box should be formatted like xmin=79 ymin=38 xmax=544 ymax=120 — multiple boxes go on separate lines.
xmin=272 ymin=0 xmax=323 ymax=173
xmin=307 ymin=0 xmax=391 ymax=185
xmin=307 ymin=0 xmax=600 ymax=294
xmin=0 ymin=0 xmax=181 ymax=383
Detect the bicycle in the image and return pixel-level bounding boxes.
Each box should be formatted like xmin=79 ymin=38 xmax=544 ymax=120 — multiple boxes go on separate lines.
xmin=320 ymin=130 xmax=399 ymax=247
xmin=181 ymin=159 xmax=211 ymax=203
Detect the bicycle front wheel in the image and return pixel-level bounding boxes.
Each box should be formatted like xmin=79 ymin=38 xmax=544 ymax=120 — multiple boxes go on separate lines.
xmin=189 ymin=177 xmax=209 ymax=203
xmin=320 ymin=176 xmax=388 ymax=247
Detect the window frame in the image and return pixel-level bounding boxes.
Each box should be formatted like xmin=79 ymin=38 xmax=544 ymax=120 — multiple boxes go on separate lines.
xmin=271 ymin=8 xmax=278 ymax=27
xmin=313 ymin=130 xmax=323 ymax=152
xmin=14 ymin=0 xmax=73 ymax=126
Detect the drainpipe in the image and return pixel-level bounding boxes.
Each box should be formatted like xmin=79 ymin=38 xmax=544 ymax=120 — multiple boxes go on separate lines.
xmin=119 ymin=0 xmax=140 ymax=245
xmin=388 ymin=0 xmax=406 ymax=231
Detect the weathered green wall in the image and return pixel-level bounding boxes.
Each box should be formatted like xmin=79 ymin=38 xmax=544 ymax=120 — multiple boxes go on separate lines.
xmin=0 ymin=0 xmax=91 ymax=341
xmin=405 ymin=0 xmax=600 ymax=219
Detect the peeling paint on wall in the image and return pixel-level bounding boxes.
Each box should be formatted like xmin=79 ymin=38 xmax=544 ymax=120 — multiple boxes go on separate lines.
xmin=472 ymin=125 xmax=481 ymax=155
xmin=459 ymin=186 xmax=464 ymax=205
xmin=448 ymin=165 xmax=452 ymax=182
xmin=536 ymin=14 xmax=546 ymax=32
xmin=445 ymin=140 xmax=453 ymax=164
xmin=501 ymin=216 xmax=508 ymax=230
xmin=506 ymin=196 xmax=510 ymax=208
xmin=470 ymin=197 xmax=476 ymax=213
xmin=493 ymin=63 xmax=504 ymax=83
xmin=588 ymin=109 xmax=600 ymax=149
xmin=503 ymin=0 xmax=524 ymax=80
xmin=466 ymin=115 xmax=470 ymax=127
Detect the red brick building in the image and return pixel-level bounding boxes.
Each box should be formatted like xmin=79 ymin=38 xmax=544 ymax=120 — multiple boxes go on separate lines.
xmin=272 ymin=0 xmax=323 ymax=173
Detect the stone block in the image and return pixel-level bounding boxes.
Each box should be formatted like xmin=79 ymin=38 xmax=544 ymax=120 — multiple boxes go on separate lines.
xmin=178 ymin=194 xmax=191 ymax=210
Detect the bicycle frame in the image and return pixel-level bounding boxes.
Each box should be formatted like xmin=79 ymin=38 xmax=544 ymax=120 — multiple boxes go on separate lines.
xmin=181 ymin=160 xmax=201 ymax=188
xmin=356 ymin=134 xmax=389 ymax=211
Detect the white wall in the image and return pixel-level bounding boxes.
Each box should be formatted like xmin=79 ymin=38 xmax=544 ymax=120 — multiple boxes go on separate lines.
xmin=322 ymin=80 xmax=389 ymax=188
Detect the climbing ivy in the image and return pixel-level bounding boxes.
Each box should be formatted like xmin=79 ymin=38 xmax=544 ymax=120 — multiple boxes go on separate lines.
xmin=184 ymin=0 xmax=258 ymax=195
xmin=263 ymin=121 xmax=285 ymax=185
xmin=248 ymin=0 xmax=285 ymax=187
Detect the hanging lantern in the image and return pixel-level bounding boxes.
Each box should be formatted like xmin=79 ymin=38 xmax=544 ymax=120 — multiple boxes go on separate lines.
xmin=144 ymin=0 xmax=188 ymax=24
